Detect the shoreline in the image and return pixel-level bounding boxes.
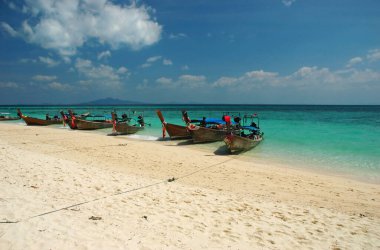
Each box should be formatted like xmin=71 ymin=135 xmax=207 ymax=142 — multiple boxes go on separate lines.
xmin=1 ymin=123 xmax=379 ymax=248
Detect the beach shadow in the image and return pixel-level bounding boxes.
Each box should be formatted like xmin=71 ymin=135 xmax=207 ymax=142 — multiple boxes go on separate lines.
xmin=214 ymin=145 xmax=231 ymax=155
xmin=175 ymin=140 xmax=194 ymax=146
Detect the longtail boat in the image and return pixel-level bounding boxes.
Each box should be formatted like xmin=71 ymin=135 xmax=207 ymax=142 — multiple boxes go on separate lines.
xmin=60 ymin=110 xmax=73 ymax=128
xmin=60 ymin=110 xmax=89 ymax=129
xmin=224 ymin=114 xmax=264 ymax=153
xmin=108 ymin=112 xmax=144 ymax=136
xmin=17 ymin=109 xmax=62 ymax=126
xmin=75 ymin=114 xmax=113 ymax=130
xmin=0 ymin=113 xmax=20 ymax=121
xmin=182 ymin=111 xmax=238 ymax=143
xmin=156 ymin=110 xmax=191 ymax=139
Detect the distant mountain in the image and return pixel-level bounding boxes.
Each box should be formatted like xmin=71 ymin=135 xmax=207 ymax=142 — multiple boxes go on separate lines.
xmin=78 ymin=97 xmax=144 ymax=105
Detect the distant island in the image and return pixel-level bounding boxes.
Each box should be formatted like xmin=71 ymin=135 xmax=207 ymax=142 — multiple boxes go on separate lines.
xmin=77 ymin=97 xmax=144 ymax=105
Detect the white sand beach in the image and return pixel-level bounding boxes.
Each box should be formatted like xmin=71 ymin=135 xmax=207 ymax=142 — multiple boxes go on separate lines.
xmin=0 ymin=123 xmax=379 ymax=249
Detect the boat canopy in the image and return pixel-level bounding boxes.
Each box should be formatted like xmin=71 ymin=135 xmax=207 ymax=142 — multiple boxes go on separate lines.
xmin=191 ymin=118 xmax=236 ymax=125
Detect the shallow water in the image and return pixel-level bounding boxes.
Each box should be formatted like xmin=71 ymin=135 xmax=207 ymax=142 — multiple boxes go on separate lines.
xmin=2 ymin=105 xmax=380 ymax=183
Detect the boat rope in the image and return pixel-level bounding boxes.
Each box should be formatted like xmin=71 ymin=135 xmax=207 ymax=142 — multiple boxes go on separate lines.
xmin=0 ymin=156 xmax=237 ymax=224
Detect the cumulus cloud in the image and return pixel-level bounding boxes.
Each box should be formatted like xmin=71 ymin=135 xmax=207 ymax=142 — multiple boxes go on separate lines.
xmin=346 ymin=57 xmax=363 ymax=68
xmin=117 ymin=66 xmax=128 ymax=74
xmin=282 ymin=0 xmax=296 ymax=7
xmin=48 ymin=82 xmax=72 ymax=91
xmin=5 ymin=0 xmax=162 ymax=56
xmin=169 ymin=33 xmax=187 ymax=39
xmin=75 ymin=58 xmax=126 ymax=87
xmin=1 ymin=22 xmax=18 ymax=37
xmin=32 ymin=75 xmax=57 ymax=81
xmin=156 ymin=77 xmax=173 ymax=87
xmin=213 ymin=70 xmax=279 ymax=89
xmin=97 ymin=50 xmax=111 ymax=60
xmin=0 ymin=81 xmax=19 ymax=88
xmin=212 ymin=65 xmax=380 ymax=92
xmin=39 ymin=56 xmax=59 ymax=67
xmin=141 ymin=56 xmax=162 ymax=68
xmin=156 ymin=75 xmax=206 ymax=89
xmin=367 ymin=49 xmax=380 ymax=62
xmin=177 ymin=75 xmax=206 ymax=88
xmin=163 ymin=59 xmax=173 ymax=66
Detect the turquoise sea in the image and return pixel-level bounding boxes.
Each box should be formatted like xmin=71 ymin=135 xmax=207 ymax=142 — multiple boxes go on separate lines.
xmin=1 ymin=105 xmax=380 ymax=183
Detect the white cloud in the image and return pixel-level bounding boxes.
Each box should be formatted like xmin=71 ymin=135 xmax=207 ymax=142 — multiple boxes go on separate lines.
xmin=212 ymin=77 xmax=238 ymax=87
xmin=7 ymin=0 xmax=162 ymax=56
xmin=0 ymin=81 xmax=19 ymax=88
xmin=75 ymin=58 xmax=125 ymax=87
xmin=97 ymin=50 xmax=111 ymax=60
xmin=156 ymin=77 xmax=173 ymax=87
xmin=156 ymin=75 xmax=206 ymax=89
xmin=288 ymin=66 xmax=339 ymax=84
xmin=48 ymin=81 xmax=72 ymax=91
xmin=169 ymin=33 xmax=187 ymax=39
xmin=39 ymin=56 xmax=59 ymax=67
xmin=141 ymin=56 xmax=162 ymax=68
xmin=212 ymin=66 xmax=380 ymax=92
xmin=32 ymin=75 xmax=57 ymax=81
xmin=163 ymin=59 xmax=173 ymax=66
xmin=1 ymin=22 xmax=18 ymax=37
xmin=282 ymin=0 xmax=296 ymax=7
xmin=177 ymin=75 xmax=207 ymax=88
xmin=213 ymin=70 xmax=279 ymax=89
xmin=245 ymin=70 xmax=278 ymax=80
xmin=117 ymin=66 xmax=128 ymax=74
xmin=181 ymin=65 xmax=190 ymax=71
xmin=147 ymin=56 xmax=162 ymax=63
xmin=346 ymin=57 xmax=363 ymax=67
xmin=136 ymin=79 xmax=150 ymax=90
xmin=367 ymin=49 xmax=380 ymax=62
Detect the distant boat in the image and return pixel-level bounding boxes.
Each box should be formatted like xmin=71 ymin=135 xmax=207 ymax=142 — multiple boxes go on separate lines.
xmin=108 ymin=112 xmax=145 ymax=136
xmin=17 ymin=109 xmax=62 ymax=126
xmin=224 ymin=114 xmax=264 ymax=153
xmin=156 ymin=110 xmax=191 ymax=140
xmin=0 ymin=112 xmax=20 ymax=121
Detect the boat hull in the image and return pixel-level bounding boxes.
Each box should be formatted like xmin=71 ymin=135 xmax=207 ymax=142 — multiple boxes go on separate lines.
xmin=113 ymin=123 xmax=144 ymax=135
xmin=21 ymin=116 xmax=62 ymax=126
xmin=224 ymin=134 xmax=263 ymax=153
xmin=76 ymin=119 xmax=113 ymax=130
xmin=164 ymin=123 xmax=191 ymax=139
xmin=0 ymin=117 xmax=20 ymax=121
xmin=188 ymin=126 xmax=228 ymax=143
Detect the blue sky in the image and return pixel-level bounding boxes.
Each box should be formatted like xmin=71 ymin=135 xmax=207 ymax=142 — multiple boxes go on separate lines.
xmin=0 ymin=0 xmax=379 ymax=104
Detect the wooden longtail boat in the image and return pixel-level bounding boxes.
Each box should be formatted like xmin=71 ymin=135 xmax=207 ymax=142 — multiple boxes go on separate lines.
xmin=17 ymin=109 xmax=62 ymax=126
xmin=223 ymin=114 xmax=264 ymax=153
xmin=75 ymin=118 xmax=113 ymax=130
xmin=0 ymin=113 xmax=20 ymax=121
xmin=60 ymin=111 xmax=74 ymax=129
xmin=156 ymin=110 xmax=191 ymax=139
xmin=182 ymin=111 xmax=236 ymax=143
xmin=187 ymin=125 xmax=230 ymax=143
xmin=108 ymin=112 xmax=144 ymax=135
xmin=224 ymin=133 xmax=263 ymax=153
